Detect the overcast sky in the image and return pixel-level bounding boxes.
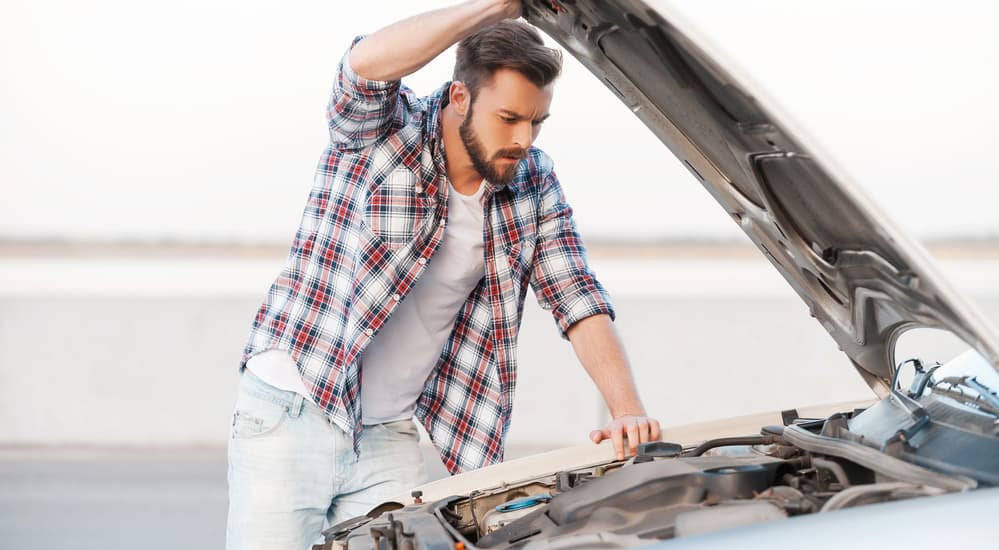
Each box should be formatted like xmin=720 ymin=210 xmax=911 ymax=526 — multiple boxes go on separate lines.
xmin=1 ymin=0 xmax=997 ymax=243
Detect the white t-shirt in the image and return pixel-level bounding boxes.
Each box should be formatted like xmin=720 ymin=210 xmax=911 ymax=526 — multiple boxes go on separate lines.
xmin=360 ymin=180 xmax=486 ymax=424
xmin=245 ymin=348 xmax=311 ymax=397
xmin=246 ymin=180 xmax=487 ymax=422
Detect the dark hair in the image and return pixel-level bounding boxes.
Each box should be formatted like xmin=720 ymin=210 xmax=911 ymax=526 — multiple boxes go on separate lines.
xmin=453 ymin=20 xmax=563 ymax=100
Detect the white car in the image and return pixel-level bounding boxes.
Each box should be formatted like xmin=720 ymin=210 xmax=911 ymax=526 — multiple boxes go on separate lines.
xmin=317 ymin=1 xmax=999 ymax=548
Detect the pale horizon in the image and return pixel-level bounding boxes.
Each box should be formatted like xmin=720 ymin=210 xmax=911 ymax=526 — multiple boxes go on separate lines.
xmin=2 ymin=1 xmax=997 ymax=243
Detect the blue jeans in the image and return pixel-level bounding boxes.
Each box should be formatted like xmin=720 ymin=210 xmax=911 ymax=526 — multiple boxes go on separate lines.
xmin=225 ymin=370 xmax=427 ymax=550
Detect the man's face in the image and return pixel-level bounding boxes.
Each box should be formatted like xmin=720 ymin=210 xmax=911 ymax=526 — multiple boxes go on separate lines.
xmin=458 ymin=68 xmax=554 ymax=185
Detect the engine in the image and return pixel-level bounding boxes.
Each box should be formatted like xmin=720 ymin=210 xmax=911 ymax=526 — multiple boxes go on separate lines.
xmin=320 ymin=416 xmax=956 ymax=549
xmin=436 ymin=432 xmax=937 ymax=547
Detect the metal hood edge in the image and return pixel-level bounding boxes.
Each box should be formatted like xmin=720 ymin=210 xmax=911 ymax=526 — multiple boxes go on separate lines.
xmin=523 ymin=0 xmax=999 ymax=392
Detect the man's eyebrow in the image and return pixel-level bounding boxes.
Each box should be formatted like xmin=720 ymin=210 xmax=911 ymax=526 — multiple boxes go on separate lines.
xmin=499 ymin=109 xmax=551 ymax=122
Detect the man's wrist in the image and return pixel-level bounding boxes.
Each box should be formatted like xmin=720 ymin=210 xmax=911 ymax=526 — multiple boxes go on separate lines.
xmin=474 ymin=0 xmax=520 ymax=24
xmin=611 ymin=410 xmax=648 ymax=420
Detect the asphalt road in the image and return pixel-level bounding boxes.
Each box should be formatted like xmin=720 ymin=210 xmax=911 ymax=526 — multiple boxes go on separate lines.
xmin=0 ymin=448 xmax=228 ymax=550
xmin=0 ymin=445 xmax=484 ymax=549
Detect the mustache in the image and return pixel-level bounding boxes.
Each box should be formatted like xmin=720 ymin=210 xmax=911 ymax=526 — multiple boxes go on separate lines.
xmin=493 ymin=147 xmax=527 ymax=161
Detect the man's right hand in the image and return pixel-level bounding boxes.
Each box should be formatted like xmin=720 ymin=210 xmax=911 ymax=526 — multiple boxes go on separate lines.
xmin=590 ymin=414 xmax=662 ymax=461
xmin=349 ymin=0 xmax=525 ymax=82
xmin=495 ymin=0 xmax=523 ymax=20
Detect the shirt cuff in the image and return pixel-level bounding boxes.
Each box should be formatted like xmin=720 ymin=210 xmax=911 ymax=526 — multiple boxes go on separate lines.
xmin=554 ymin=286 xmax=616 ymax=340
xmin=340 ymin=35 xmax=401 ymax=100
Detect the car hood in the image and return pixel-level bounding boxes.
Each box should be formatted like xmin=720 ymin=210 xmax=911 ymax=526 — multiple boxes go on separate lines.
xmin=396 ymin=399 xmax=873 ymax=505
xmin=524 ymin=0 xmax=999 ymax=393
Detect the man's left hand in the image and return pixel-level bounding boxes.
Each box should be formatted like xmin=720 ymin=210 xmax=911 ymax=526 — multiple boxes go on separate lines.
xmin=589 ymin=415 xmax=662 ymax=460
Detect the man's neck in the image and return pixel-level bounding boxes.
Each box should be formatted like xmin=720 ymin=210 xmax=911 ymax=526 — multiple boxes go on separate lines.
xmin=441 ymin=104 xmax=486 ymax=196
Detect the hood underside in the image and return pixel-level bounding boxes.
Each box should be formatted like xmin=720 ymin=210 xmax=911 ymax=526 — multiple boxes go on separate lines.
xmin=524 ymin=0 xmax=999 ymax=392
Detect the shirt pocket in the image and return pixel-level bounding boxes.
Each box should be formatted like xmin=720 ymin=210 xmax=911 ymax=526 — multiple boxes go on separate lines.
xmin=505 ymin=238 xmax=537 ymax=287
xmin=364 ymin=168 xmax=425 ymax=250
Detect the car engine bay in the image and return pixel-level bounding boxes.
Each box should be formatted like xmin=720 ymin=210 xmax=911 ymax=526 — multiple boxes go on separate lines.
xmin=312 ymin=1 xmax=999 ymax=547
xmin=317 ymin=356 xmax=999 ymax=549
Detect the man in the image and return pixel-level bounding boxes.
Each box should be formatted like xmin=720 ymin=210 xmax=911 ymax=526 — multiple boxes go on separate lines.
xmin=227 ymin=1 xmax=660 ymax=548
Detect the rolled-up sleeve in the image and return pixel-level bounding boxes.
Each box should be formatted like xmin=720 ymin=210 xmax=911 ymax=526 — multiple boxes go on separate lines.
xmin=327 ymin=35 xmax=407 ymax=151
xmin=529 ymin=171 xmax=616 ymax=339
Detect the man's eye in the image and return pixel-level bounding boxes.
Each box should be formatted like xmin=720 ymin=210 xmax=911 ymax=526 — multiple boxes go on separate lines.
xmin=501 ymin=116 xmax=516 ymax=123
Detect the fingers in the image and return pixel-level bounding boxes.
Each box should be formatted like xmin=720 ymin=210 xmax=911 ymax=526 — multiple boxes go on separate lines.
xmin=593 ymin=417 xmax=663 ymax=459
xmin=626 ymin=421 xmax=640 ymax=457
xmin=611 ymin=424 xmax=625 ymax=460
xmin=637 ymin=419 xmax=652 ymax=445
xmin=590 ymin=428 xmax=612 ymax=443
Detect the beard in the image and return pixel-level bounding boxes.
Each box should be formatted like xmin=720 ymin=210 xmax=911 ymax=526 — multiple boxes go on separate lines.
xmin=458 ymin=105 xmax=526 ymax=186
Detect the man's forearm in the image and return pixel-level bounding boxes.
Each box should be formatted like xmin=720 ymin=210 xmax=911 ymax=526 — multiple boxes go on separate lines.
xmin=568 ymin=314 xmax=660 ymax=458
xmin=566 ymin=314 xmax=645 ymax=418
xmin=349 ymin=0 xmax=519 ymax=82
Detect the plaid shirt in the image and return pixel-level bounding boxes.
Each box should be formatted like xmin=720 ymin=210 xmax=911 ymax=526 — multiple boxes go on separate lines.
xmin=242 ymin=38 xmax=614 ymax=474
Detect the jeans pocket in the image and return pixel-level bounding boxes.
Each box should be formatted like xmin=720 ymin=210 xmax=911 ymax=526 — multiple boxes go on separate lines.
xmin=230 ymin=385 xmax=292 ymax=440
xmin=231 ymin=406 xmax=288 ymax=439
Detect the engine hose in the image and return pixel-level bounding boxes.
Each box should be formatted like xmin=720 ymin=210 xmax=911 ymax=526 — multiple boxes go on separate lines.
xmin=682 ymin=435 xmax=781 ymax=457
xmin=782 ymin=425 xmax=976 ymax=492
xmin=812 ymin=458 xmax=851 ymax=488
xmin=820 ymin=482 xmax=942 ymax=512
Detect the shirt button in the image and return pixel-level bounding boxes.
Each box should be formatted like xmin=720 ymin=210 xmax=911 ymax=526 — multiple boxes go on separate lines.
xmin=439 ymin=219 xmax=446 ymax=227
xmin=364 ymin=328 xmax=374 ymax=336
xmin=415 ymin=185 xmax=424 ymax=193
xmin=392 ymin=293 xmax=401 ymax=301
xmin=418 ymin=257 xmax=428 ymax=265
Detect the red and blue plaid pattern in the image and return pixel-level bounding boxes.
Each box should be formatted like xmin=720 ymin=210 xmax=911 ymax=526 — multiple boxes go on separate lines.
xmin=242 ymin=38 xmax=614 ymax=474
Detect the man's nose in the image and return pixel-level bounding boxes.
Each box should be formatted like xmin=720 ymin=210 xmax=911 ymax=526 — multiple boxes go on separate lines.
xmin=513 ymin=122 xmax=532 ymax=149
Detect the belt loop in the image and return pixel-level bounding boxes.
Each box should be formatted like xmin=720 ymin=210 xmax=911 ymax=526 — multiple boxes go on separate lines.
xmin=289 ymin=394 xmax=305 ymax=419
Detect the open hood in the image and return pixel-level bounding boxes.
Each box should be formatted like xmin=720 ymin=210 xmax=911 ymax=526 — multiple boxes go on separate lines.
xmin=523 ymin=0 xmax=999 ymax=394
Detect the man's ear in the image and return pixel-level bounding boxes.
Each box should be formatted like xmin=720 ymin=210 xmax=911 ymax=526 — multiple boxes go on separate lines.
xmin=449 ymin=81 xmax=471 ymax=118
